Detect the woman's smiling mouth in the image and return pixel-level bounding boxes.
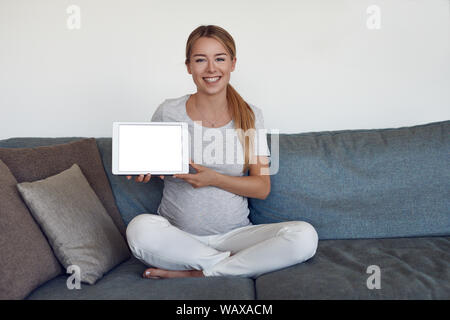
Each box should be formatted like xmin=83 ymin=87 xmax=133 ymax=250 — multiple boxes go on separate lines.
xmin=203 ymin=76 xmax=221 ymax=83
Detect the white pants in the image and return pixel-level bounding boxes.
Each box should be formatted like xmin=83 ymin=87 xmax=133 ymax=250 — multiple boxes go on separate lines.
xmin=126 ymin=214 xmax=319 ymax=279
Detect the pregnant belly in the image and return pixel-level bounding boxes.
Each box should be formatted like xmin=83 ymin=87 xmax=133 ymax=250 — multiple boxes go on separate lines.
xmin=158 ymin=181 xmax=250 ymax=235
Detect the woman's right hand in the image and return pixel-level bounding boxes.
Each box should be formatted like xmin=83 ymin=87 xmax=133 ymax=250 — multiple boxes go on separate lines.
xmin=126 ymin=174 xmax=164 ymax=183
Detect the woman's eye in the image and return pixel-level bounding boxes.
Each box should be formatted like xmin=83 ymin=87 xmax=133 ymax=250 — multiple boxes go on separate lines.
xmin=195 ymin=58 xmax=225 ymax=63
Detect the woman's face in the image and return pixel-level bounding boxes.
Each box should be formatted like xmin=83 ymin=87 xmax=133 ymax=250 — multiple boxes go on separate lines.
xmin=186 ymin=37 xmax=236 ymax=96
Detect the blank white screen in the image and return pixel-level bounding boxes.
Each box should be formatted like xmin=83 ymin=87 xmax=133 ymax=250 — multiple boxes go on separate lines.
xmin=118 ymin=124 xmax=182 ymax=172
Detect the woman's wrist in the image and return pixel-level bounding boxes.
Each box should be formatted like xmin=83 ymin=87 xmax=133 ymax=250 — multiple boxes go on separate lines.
xmin=210 ymin=170 xmax=223 ymax=187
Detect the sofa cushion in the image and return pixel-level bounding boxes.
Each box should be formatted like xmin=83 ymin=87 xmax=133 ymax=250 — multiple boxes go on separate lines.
xmin=26 ymin=257 xmax=255 ymax=300
xmin=0 ymin=138 xmax=127 ymax=237
xmin=0 ymin=160 xmax=62 ymax=300
xmin=17 ymin=164 xmax=130 ymax=285
xmin=256 ymin=236 xmax=450 ymax=299
xmin=250 ymin=120 xmax=450 ymax=239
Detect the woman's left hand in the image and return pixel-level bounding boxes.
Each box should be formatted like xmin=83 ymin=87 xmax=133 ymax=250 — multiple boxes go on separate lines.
xmin=173 ymin=160 xmax=219 ymax=188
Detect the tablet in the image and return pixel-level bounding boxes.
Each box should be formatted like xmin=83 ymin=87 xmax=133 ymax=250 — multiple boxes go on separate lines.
xmin=112 ymin=122 xmax=190 ymax=175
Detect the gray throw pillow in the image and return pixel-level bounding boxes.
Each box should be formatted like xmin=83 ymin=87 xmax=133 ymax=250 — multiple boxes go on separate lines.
xmin=17 ymin=163 xmax=130 ymax=284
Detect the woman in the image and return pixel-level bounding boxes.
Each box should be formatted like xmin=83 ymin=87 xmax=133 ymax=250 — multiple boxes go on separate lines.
xmin=126 ymin=25 xmax=318 ymax=279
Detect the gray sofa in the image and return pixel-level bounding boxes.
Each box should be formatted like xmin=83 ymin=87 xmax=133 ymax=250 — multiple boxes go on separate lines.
xmin=1 ymin=120 xmax=449 ymax=300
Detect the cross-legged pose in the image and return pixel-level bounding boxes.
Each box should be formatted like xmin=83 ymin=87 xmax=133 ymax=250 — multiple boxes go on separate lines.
xmin=126 ymin=25 xmax=318 ymax=280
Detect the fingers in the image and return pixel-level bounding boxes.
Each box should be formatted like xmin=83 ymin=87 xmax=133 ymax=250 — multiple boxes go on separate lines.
xmin=143 ymin=174 xmax=152 ymax=183
xmin=126 ymin=174 xmax=152 ymax=183
xmin=127 ymin=174 xmax=164 ymax=183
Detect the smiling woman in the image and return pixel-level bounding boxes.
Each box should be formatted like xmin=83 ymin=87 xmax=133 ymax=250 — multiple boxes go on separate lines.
xmin=125 ymin=25 xmax=319 ymax=281
xmin=184 ymin=27 xmax=258 ymax=175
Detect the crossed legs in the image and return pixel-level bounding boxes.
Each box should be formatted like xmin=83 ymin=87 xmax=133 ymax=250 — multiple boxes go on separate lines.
xmin=126 ymin=214 xmax=318 ymax=279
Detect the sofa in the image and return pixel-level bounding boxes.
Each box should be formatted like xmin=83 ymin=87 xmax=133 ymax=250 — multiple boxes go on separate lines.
xmin=0 ymin=119 xmax=449 ymax=300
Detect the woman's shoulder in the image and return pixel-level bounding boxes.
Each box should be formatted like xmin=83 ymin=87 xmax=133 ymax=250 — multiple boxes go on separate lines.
xmin=162 ymin=94 xmax=190 ymax=107
xmin=244 ymin=102 xmax=267 ymax=129
xmin=158 ymin=94 xmax=189 ymax=112
xmin=152 ymin=94 xmax=190 ymax=121
xmin=246 ymin=102 xmax=265 ymax=121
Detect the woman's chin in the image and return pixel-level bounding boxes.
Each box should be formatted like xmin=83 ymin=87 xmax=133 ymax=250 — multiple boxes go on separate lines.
xmin=200 ymin=85 xmax=227 ymax=96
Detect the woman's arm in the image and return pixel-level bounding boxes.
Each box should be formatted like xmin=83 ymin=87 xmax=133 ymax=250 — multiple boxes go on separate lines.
xmin=212 ymin=156 xmax=271 ymax=200
xmin=174 ymin=156 xmax=271 ymax=200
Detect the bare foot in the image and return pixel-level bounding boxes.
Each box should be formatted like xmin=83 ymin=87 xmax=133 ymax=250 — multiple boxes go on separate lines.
xmin=143 ymin=267 xmax=204 ymax=279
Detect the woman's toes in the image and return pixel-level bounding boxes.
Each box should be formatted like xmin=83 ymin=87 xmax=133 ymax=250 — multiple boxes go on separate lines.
xmin=143 ymin=268 xmax=163 ymax=279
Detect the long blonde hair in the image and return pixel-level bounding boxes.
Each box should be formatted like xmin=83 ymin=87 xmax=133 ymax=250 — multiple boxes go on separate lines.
xmin=185 ymin=25 xmax=256 ymax=174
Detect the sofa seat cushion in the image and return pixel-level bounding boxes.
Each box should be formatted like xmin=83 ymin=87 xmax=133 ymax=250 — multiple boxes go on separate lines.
xmin=26 ymin=257 xmax=255 ymax=300
xmin=256 ymin=236 xmax=450 ymax=300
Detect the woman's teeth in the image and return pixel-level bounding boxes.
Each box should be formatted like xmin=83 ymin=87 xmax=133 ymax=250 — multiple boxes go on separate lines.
xmin=203 ymin=76 xmax=221 ymax=83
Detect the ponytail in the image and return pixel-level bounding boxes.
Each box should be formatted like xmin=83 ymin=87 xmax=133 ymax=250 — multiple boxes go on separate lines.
xmin=226 ymin=83 xmax=256 ymax=174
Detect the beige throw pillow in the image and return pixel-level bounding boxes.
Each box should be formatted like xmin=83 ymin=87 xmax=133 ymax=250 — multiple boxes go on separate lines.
xmin=17 ymin=163 xmax=130 ymax=284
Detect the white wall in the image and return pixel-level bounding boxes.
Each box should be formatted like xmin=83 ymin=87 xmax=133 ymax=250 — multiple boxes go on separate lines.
xmin=1 ymin=0 xmax=449 ymax=139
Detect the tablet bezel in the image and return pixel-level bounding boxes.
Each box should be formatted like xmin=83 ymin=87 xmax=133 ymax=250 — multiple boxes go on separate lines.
xmin=112 ymin=122 xmax=189 ymax=175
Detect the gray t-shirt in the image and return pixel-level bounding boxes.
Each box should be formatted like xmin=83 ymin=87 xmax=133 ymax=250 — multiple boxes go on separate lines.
xmin=151 ymin=94 xmax=270 ymax=236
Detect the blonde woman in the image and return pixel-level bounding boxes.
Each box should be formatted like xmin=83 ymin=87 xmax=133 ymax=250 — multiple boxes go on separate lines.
xmin=126 ymin=25 xmax=318 ymax=279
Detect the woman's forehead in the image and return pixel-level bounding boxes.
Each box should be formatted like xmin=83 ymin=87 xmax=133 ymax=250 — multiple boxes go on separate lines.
xmin=191 ymin=37 xmax=228 ymax=54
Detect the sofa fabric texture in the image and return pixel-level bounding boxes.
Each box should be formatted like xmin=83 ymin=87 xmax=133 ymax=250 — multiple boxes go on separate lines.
xmin=0 ymin=160 xmax=62 ymax=300
xmin=16 ymin=163 xmax=130 ymax=285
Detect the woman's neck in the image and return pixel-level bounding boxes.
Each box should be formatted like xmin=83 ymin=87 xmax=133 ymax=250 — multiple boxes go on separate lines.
xmin=193 ymin=90 xmax=229 ymax=117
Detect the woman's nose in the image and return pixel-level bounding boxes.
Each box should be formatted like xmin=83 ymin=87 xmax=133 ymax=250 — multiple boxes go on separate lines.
xmin=207 ymin=60 xmax=216 ymax=72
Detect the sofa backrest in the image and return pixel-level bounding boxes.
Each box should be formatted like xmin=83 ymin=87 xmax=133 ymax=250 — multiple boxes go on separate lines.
xmin=1 ymin=119 xmax=448 ymax=240
xmin=249 ymin=120 xmax=450 ymax=239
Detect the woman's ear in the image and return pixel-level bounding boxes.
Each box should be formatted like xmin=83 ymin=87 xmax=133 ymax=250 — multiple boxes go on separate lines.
xmin=231 ymin=56 xmax=237 ymax=72
xmin=186 ymin=62 xmax=192 ymax=75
